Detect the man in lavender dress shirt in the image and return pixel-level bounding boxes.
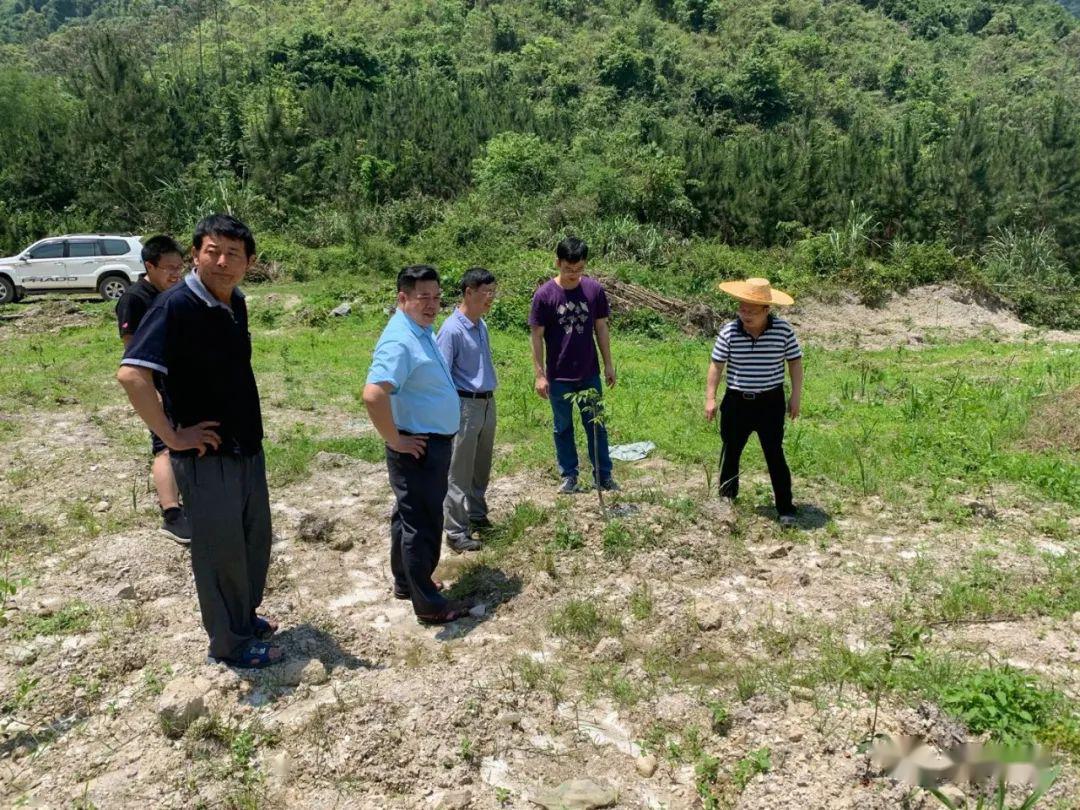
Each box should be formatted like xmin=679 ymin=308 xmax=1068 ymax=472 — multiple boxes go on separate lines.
xmin=436 ymin=267 xmax=498 ymax=553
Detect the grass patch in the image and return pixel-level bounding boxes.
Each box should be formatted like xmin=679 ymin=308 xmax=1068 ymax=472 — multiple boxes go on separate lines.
xmin=549 ymin=521 xmax=584 ymax=551
xmin=549 ymin=599 xmax=621 ymax=643
xmin=487 ymin=500 xmax=547 ymax=550
xmin=805 ymin=625 xmax=1080 ymax=756
xmin=934 ymin=551 xmax=1080 ymax=622
xmin=16 ymin=600 xmax=93 ymax=639
xmin=629 ymin=582 xmax=653 ymax=621
xmin=601 ymin=519 xmax=638 ymax=560
xmin=264 ymin=424 xmax=385 ymax=485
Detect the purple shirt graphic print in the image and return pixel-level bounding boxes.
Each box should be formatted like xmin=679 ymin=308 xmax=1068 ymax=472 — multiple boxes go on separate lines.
xmin=529 ymin=276 xmax=610 ymax=382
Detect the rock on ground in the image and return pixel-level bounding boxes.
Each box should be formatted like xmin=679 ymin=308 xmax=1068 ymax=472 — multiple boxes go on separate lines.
xmin=157 ymin=675 xmax=212 ymax=737
xmin=530 ymin=778 xmax=618 ymax=810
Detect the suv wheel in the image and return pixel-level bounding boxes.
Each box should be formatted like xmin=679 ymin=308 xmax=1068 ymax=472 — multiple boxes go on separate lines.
xmin=0 ymin=276 xmax=15 ymax=305
xmin=98 ymin=274 xmax=130 ymax=301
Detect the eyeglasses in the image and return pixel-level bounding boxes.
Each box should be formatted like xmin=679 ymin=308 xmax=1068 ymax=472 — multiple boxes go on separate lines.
xmin=408 ymin=293 xmax=442 ymax=303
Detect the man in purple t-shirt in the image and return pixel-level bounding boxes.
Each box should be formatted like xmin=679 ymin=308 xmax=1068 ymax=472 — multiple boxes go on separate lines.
xmin=529 ymin=236 xmax=619 ymax=494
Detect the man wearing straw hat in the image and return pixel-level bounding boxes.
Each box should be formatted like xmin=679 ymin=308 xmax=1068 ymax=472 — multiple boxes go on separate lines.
xmin=704 ymin=277 xmax=803 ymax=527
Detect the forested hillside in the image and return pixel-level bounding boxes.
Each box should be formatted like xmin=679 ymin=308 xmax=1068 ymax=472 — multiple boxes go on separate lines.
xmin=1 ymin=0 xmax=1078 ymax=325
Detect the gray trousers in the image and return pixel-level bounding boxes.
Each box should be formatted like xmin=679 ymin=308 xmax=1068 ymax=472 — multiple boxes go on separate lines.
xmin=444 ymin=396 xmax=496 ymax=542
xmin=171 ymin=451 xmax=272 ymax=660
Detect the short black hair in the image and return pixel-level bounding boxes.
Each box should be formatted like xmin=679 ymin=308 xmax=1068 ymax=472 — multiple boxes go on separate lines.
xmin=556 ymin=235 xmax=588 ymax=263
xmin=397 ymin=264 xmax=440 ymax=293
xmin=460 ymin=266 xmax=496 ymax=295
xmin=141 ymin=234 xmax=183 ymax=266
xmin=193 ymin=213 xmax=256 ymax=258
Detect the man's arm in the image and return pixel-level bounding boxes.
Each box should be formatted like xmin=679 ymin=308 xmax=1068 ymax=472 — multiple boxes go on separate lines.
xmin=530 ymin=325 xmax=549 ymax=399
xmin=116 ymin=365 xmax=220 ymax=455
xmin=705 ymin=360 xmax=725 ymax=421
xmin=362 ymin=382 xmax=426 ymax=458
xmin=787 ymin=357 xmax=803 ymax=420
xmin=594 ymin=317 xmax=615 ymax=388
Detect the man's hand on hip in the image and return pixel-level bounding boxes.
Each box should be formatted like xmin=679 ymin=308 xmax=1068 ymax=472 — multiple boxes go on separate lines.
xmin=168 ymin=421 xmax=222 ymax=457
xmin=387 ymin=433 xmax=427 ymax=458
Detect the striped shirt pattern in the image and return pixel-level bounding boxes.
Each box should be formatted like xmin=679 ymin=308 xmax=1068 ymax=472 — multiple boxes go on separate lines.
xmin=711 ymin=316 xmax=802 ymax=392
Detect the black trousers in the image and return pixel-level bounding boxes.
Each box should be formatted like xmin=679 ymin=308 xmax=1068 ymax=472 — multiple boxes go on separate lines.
xmin=718 ymin=386 xmax=795 ymax=515
xmin=171 ymin=451 xmax=272 ymax=660
xmin=386 ymin=436 xmax=454 ymax=615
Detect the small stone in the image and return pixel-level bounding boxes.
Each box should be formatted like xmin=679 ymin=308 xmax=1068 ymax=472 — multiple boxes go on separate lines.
xmin=530 ymin=778 xmax=617 ymax=810
xmin=300 ymin=659 xmax=328 ymax=686
xmin=296 ymin=512 xmax=335 ymax=543
xmin=265 ymin=751 xmax=291 ymax=785
xmin=6 ymin=644 xmax=37 ymax=666
xmin=115 ymin=584 xmax=137 ymax=600
xmin=330 ymin=302 xmax=352 ymax=317
xmin=94 ymin=500 xmax=110 ymax=513
xmin=1 ymin=718 xmax=32 ymax=735
xmin=767 ymin=543 xmax=793 ymax=559
xmin=157 ymin=676 xmax=211 ymax=737
xmin=797 ymin=572 xmax=811 ymax=587
xmin=696 ymin=603 xmax=725 ymax=632
xmin=591 ymin=637 xmax=624 ymax=662
xmin=31 ymin=598 xmax=59 ymax=617
xmin=635 ymin=754 xmax=658 ymax=777
xmin=787 ymin=728 xmax=804 ymax=742
xmin=469 ymin=603 xmax=487 ymax=618
xmin=430 ymin=789 xmax=472 ymax=810
xmin=329 ymin=537 xmax=354 ymax=552
xmin=496 ymin=712 xmax=522 ymax=728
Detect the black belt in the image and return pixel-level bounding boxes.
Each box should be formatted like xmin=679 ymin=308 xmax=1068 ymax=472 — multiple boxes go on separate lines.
xmin=457 ymin=390 xmax=494 ymax=399
xmin=730 ymin=386 xmax=782 ymax=400
xmin=399 ymin=429 xmax=456 ymax=441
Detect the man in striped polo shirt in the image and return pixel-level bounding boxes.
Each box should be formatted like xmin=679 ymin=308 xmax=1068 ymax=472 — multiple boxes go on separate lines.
xmin=704 ymin=278 xmax=803 ymax=527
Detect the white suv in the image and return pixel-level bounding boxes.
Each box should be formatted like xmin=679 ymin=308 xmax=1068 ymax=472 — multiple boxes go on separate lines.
xmin=0 ymin=235 xmax=144 ymax=304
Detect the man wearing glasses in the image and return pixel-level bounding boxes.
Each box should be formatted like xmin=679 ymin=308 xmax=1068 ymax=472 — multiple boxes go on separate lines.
xmin=363 ymin=266 xmax=470 ymax=624
xmin=436 ymin=267 xmax=499 ymax=553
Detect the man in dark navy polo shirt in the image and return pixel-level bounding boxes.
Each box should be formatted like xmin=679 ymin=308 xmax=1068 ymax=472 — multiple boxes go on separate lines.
xmin=115 ymin=234 xmax=190 ymax=544
xmin=117 ymin=214 xmax=282 ymax=669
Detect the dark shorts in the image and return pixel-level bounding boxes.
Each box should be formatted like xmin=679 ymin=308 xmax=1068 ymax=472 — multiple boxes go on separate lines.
xmin=150 ymin=430 xmax=167 ymax=456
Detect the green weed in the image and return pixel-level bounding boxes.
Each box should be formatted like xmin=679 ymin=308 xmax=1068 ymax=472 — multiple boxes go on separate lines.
xmin=549 ymin=599 xmax=620 ymax=643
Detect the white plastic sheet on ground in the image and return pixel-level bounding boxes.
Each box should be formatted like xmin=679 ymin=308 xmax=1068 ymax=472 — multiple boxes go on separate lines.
xmin=609 ymin=441 xmax=656 ymax=462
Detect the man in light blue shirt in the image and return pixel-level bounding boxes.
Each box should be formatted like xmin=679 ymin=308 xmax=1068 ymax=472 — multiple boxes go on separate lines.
xmin=363 ymin=265 xmax=468 ymax=624
xmin=436 ymin=267 xmax=498 ymax=553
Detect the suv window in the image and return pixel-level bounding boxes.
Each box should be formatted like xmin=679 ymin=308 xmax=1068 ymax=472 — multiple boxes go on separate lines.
xmin=28 ymin=241 xmax=63 ymax=259
xmin=67 ymin=241 xmax=98 ymax=258
xmin=100 ymin=239 xmax=132 ymax=256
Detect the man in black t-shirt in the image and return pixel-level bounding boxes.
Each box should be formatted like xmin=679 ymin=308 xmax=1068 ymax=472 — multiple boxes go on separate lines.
xmin=115 ymin=235 xmax=191 ymax=543
xmin=117 ymin=214 xmax=282 ymax=670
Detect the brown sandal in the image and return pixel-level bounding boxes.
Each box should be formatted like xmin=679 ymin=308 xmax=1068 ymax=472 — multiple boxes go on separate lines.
xmin=416 ymin=602 xmax=471 ymax=625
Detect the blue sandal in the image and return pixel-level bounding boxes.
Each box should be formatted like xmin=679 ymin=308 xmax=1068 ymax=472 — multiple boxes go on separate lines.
xmin=212 ymin=639 xmax=284 ymax=669
xmin=253 ymin=615 xmax=279 ymax=640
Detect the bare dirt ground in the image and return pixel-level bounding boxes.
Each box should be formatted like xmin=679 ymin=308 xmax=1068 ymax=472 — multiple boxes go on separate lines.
xmin=1 ymin=401 xmax=1077 ymax=809
xmin=788 ymin=284 xmax=1078 ymax=350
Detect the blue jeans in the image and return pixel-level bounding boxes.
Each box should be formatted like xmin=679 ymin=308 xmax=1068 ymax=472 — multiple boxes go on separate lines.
xmin=549 ymin=375 xmax=612 ymax=482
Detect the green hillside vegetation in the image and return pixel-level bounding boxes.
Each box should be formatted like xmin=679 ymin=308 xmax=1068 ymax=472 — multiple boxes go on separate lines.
xmin=1 ymin=0 xmax=1079 ymax=326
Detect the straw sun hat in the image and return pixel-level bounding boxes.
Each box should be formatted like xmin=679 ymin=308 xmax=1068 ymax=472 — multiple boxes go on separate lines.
xmin=718 ymin=277 xmax=794 ymax=307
